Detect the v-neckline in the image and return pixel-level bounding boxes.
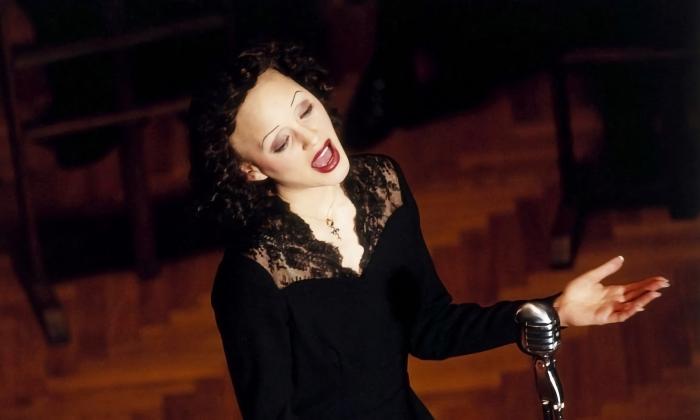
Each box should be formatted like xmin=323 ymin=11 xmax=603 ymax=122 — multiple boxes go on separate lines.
xmin=254 ymin=154 xmax=404 ymax=287
xmin=284 ymin=172 xmax=368 ymax=278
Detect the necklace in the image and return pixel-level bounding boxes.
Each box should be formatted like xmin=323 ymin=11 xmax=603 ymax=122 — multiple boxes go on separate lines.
xmin=325 ymin=216 xmax=341 ymax=241
xmin=291 ymin=188 xmax=342 ymax=241
xmin=321 ymin=188 xmax=342 ymax=241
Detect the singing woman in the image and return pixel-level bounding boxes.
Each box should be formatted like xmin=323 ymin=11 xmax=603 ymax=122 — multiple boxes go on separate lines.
xmin=188 ymin=42 xmax=668 ymax=419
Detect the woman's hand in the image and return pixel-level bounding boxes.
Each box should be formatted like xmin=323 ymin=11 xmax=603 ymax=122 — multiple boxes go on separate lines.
xmin=553 ymin=256 xmax=669 ymax=327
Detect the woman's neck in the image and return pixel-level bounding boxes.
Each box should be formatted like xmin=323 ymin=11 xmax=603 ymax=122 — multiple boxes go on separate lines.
xmin=277 ymin=184 xmax=345 ymax=220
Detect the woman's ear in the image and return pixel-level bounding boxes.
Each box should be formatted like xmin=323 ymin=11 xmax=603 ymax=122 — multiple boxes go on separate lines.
xmin=239 ymin=161 xmax=269 ymax=182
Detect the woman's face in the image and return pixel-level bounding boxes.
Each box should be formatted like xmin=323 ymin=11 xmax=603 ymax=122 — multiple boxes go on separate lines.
xmin=230 ymin=68 xmax=350 ymax=191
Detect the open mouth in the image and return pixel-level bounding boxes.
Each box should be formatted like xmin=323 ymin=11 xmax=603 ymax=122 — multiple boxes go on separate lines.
xmin=311 ymin=139 xmax=340 ymax=173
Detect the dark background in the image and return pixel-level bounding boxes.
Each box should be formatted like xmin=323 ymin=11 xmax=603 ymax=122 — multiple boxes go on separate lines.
xmin=3 ymin=0 xmax=698 ymax=278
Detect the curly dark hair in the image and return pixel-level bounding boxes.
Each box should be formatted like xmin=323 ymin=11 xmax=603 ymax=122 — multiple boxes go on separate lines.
xmin=188 ymin=42 xmax=340 ymax=233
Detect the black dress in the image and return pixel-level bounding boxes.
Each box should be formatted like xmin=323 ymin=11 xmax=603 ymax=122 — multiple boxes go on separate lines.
xmin=211 ymin=154 xmax=554 ymax=419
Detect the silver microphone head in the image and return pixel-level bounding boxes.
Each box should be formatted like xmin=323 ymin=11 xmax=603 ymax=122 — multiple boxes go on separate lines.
xmin=515 ymin=302 xmax=561 ymax=357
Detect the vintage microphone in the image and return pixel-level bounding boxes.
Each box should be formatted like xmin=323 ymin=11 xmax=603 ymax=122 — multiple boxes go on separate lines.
xmin=515 ymin=302 xmax=565 ymax=420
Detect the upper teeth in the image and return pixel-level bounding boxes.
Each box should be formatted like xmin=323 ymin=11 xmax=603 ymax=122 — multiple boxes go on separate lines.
xmin=313 ymin=144 xmax=332 ymax=166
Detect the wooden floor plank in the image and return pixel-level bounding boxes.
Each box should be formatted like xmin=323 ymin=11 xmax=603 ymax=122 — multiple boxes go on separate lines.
xmin=1 ymin=70 xmax=697 ymax=419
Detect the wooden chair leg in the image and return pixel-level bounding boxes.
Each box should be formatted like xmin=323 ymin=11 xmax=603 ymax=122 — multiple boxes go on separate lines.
xmin=549 ymin=61 xmax=582 ymax=268
xmin=0 ymin=16 xmax=69 ymax=344
xmin=549 ymin=200 xmax=582 ymax=269
xmin=118 ymin=125 xmax=159 ymax=279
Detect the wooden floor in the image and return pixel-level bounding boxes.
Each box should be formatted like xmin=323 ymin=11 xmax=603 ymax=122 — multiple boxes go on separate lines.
xmin=1 ymin=73 xmax=699 ymax=419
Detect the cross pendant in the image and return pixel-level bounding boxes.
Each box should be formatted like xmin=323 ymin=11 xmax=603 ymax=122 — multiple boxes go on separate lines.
xmin=326 ymin=218 xmax=342 ymax=240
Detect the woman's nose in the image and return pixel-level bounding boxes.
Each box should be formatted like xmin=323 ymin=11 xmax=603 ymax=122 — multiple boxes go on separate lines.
xmin=298 ymin=126 xmax=319 ymax=149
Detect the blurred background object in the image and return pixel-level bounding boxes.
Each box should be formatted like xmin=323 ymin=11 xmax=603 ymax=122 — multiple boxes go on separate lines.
xmin=0 ymin=0 xmax=697 ymax=418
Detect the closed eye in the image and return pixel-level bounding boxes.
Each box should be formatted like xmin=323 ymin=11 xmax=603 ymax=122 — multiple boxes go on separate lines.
xmin=300 ymin=104 xmax=313 ymax=118
xmin=274 ymin=135 xmax=290 ymax=153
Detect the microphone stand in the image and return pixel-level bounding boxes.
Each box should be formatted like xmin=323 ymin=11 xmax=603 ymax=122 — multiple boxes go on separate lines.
xmin=515 ymin=302 xmax=565 ymax=420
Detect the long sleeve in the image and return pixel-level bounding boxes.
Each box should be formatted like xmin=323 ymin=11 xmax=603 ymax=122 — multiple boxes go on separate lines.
xmin=211 ymin=252 xmax=299 ymax=420
xmin=387 ymin=156 xmax=555 ymax=360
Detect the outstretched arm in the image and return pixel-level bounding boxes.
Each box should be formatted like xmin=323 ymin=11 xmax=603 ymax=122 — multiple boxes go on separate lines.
xmin=553 ymin=256 xmax=669 ymax=327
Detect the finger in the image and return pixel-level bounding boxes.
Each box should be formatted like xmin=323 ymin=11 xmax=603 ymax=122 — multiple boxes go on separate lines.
xmin=608 ymin=308 xmax=638 ymax=323
xmin=607 ymin=301 xmax=647 ymax=323
xmin=611 ymin=292 xmax=661 ymax=317
xmin=625 ymin=290 xmax=663 ymax=308
xmin=624 ymin=279 xmax=669 ymax=301
xmin=597 ymin=301 xmax=636 ymax=324
xmin=624 ymin=288 xmax=655 ymax=302
xmin=595 ymin=303 xmax=616 ymax=323
xmin=623 ymin=276 xmax=670 ymax=294
xmin=583 ymin=256 xmax=625 ymax=284
xmin=607 ymin=285 xmax=627 ymax=302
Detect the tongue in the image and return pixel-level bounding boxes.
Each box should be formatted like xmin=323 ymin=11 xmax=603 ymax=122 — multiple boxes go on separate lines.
xmin=312 ymin=146 xmax=332 ymax=168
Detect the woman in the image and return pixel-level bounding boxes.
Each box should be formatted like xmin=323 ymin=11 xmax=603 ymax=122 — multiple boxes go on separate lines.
xmin=188 ymin=42 xmax=668 ymax=419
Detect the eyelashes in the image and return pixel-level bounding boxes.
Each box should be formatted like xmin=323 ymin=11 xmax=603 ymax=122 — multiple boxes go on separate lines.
xmin=274 ymin=136 xmax=290 ymax=153
xmin=300 ymin=103 xmax=313 ymax=118
xmin=271 ymin=103 xmax=314 ymax=153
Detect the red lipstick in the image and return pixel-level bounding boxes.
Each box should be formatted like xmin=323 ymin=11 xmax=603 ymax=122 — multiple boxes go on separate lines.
xmin=311 ymin=139 xmax=340 ymax=173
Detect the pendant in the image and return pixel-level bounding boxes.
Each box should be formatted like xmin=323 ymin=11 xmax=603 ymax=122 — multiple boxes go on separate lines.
xmin=326 ymin=218 xmax=342 ymax=240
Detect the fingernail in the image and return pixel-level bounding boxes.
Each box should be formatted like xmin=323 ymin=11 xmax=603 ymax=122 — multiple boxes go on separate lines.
xmin=616 ymin=256 xmax=624 ymax=263
xmin=636 ymin=307 xmax=645 ymax=312
xmin=652 ymin=292 xmax=662 ymax=298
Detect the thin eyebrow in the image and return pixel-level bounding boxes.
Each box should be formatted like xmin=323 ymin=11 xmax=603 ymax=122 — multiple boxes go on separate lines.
xmin=290 ymin=90 xmax=302 ymax=107
xmin=261 ymin=90 xmax=303 ymax=149
xmin=260 ymin=124 xmax=280 ymax=149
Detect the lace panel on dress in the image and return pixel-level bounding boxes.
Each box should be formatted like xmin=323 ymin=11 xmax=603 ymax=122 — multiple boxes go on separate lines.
xmin=243 ymin=154 xmax=403 ymax=289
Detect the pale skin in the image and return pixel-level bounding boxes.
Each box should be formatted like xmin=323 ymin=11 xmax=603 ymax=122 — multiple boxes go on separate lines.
xmin=229 ymin=68 xmax=669 ymax=327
